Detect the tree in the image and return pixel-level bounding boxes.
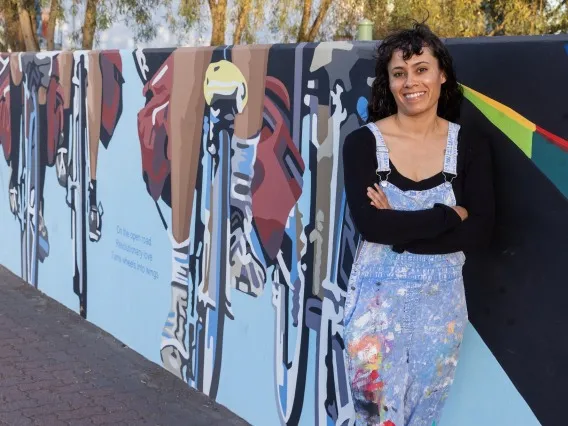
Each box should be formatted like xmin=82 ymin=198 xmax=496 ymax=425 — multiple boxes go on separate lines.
xmin=324 ymin=0 xmax=568 ymax=42
xmin=268 ymin=0 xmax=335 ymax=43
xmin=547 ymin=0 xmax=568 ymax=34
xmin=0 ymin=0 xmax=163 ymax=52
xmin=297 ymin=0 xmax=333 ymax=41
xmin=82 ymin=0 xmax=98 ymax=49
xmin=482 ymin=0 xmax=566 ymax=36
xmin=172 ymin=0 xmax=266 ymax=46
xmin=233 ymin=0 xmax=251 ymax=44
xmin=46 ymin=0 xmax=60 ymax=50
xmin=72 ymin=0 xmax=164 ymax=49
xmin=0 ymin=0 xmax=39 ymax=51
xmin=0 ymin=0 xmax=67 ymax=52
xmin=209 ymin=0 xmax=227 ymax=46
xmin=0 ymin=0 xmax=25 ymax=51
xmin=327 ymin=0 xmax=486 ymax=40
xmin=17 ymin=0 xmax=39 ymax=51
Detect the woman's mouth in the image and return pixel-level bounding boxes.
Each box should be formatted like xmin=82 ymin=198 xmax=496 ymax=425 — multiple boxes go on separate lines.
xmin=404 ymin=91 xmax=426 ymax=100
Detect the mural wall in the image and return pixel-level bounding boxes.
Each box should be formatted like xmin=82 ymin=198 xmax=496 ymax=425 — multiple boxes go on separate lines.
xmin=0 ymin=37 xmax=566 ymax=426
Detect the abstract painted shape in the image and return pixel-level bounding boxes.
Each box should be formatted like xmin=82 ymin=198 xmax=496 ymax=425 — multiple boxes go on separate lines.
xmin=462 ymin=84 xmax=568 ymax=156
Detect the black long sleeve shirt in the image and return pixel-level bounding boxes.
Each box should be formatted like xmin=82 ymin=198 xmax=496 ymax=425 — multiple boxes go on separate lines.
xmin=342 ymin=125 xmax=495 ymax=255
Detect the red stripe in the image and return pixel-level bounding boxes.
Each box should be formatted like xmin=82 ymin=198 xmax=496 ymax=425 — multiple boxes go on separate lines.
xmin=536 ymin=126 xmax=568 ymax=151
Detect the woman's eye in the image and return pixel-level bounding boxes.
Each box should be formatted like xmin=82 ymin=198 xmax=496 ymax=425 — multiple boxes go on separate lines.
xmin=393 ymin=72 xmax=403 ymax=78
xmin=418 ymin=67 xmax=428 ymax=73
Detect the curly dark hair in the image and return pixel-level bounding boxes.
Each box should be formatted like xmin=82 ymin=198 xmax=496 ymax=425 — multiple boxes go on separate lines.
xmin=367 ymin=23 xmax=463 ymax=123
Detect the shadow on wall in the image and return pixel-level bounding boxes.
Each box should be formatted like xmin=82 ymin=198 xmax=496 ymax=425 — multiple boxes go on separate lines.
xmin=0 ymin=36 xmax=567 ymax=426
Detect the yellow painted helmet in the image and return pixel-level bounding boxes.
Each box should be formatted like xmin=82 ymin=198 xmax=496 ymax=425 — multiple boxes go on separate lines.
xmin=203 ymin=60 xmax=248 ymax=114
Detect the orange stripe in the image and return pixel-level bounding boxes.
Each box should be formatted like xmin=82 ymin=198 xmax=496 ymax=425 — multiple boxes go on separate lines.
xmin=461 ymin=85 xmax=536 ymax=132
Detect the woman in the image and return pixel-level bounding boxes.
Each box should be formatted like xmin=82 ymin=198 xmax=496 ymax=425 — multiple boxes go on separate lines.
xmin=342 ymin=23 xmax=494 ymax=426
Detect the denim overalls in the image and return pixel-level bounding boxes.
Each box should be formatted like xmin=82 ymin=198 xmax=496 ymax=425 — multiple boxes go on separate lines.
xmin=344 ymin=122 xmax=468 ymax=426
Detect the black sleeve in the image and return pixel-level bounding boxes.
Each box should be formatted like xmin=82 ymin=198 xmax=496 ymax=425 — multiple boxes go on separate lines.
xmin=392 ymin=132 xmax=495 ymax=254
xmin=342 ymin=128 xmax=462 ymax=246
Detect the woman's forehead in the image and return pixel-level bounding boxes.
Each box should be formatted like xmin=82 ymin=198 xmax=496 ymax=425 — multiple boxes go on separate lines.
xmin=389 ymin=47 xmax=435 ymax=66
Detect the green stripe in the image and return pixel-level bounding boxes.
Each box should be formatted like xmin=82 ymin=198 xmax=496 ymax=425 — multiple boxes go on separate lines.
xmin=462 ymin=87 xmax=533 ymax=158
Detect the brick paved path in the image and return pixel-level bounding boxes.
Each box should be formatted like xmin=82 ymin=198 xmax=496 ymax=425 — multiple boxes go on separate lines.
xmin=0 ymin=266 xmax=249 ymax=426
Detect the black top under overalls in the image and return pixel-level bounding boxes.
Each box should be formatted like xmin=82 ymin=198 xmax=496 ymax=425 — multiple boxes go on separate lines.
xmin=342 ymin=124 xmax=495 ymax=254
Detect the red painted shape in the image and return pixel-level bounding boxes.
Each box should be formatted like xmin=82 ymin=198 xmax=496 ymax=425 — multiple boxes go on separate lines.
xmin=536 ymin=126 xmax=568 ymax=152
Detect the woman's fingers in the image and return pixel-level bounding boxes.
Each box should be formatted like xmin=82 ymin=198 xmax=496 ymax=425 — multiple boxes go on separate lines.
xmin=367 ymin=184 xmax=390 ymax=209
xmin=367 ymin=187 xmax=384 ymax=208
xmin=367 ymin=187 xmax=383 ymax=208
xmin=367 ymin=184 xmax=391 ymax=209
xmin=374 ymin=184 xmax=391 ymax=208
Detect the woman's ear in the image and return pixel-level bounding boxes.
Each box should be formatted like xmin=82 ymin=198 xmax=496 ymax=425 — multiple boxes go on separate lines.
xmin=441 ymin=72 xmax=447 ymax=84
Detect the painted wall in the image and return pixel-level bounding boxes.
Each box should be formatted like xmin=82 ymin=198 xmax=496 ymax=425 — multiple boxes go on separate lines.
xmin=0 ymin=37 xmax=566 ymax=426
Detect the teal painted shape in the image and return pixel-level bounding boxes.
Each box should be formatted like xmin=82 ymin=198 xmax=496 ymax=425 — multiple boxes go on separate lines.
xmin=440 ymin=324 xmax=541 ymax=426
xmin=531 ymin=132 xmax=568 ymax=198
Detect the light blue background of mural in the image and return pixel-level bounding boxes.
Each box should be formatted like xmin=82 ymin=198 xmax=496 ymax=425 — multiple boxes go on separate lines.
xmin=0 ymin=128 xmax=77 ymax=312
xmin=440 ymin=325 xmax=541 ymax=426
xmin=0 ymin=48 xmax=541 ymax=426
xmin=0 ymin=164 xmax=22 ymax=278
xmin=0 ymin=162 xmax=24 ymax=279
xmin=86 ymin=51 xmax=172 ymax=366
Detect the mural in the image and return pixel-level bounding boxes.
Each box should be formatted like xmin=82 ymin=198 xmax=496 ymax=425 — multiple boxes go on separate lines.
xmin=0 ymin=50 xmax=123 ymax=317
xmin=129 ymin=43 xmax=370 ymax=423
xmin=0 ymin=38 xmax=566 ymax=426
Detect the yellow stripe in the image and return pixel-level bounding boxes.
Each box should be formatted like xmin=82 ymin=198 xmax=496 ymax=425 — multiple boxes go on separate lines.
xmin=461 ymin=85 xmax=536 ymax=132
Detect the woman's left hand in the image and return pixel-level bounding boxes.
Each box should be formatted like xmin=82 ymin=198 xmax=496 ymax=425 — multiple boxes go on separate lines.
xmin=367 ymin=184 xmax=391 ymax=210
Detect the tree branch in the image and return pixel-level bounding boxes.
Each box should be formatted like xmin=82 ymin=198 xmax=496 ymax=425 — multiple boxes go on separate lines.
xmin=46 ymin=0 xmax=59 ymax=50
xmin=17 ymin=0 xmax=39 ymax=51
xmin=233 ymin=0 xmax=252 ymax=44
xmin=209 ymin=0 xmax=227 ymax=46
xmin=2 ymin=0 xmax=25 ymax=51
xmin=487 ymin=21 xmax=505 ymax=36
xmin=306 ymin=0 xmax=332 ymax=42
xmin=82 ymin=0 xmax=98 ymax=49
xmin=297 ymin=0 xmax=312 ymax=42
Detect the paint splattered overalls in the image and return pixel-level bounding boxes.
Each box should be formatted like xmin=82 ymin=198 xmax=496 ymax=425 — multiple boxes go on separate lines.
xmin=344 ymin=122 xmax=468 ymax=426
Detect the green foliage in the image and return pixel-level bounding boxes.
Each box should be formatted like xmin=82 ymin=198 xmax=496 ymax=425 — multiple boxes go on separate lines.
xmin=326 ymin=0 xmax=568 ymax=42
xmin=60 ymin=0 xmax=164 ymax=48
xmin=3 ymin=0 xmax=565 ymax=52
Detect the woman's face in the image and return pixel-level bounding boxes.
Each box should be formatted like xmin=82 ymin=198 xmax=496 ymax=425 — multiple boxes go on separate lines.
xmin=387 ymin=47 xmax=446 ymax=117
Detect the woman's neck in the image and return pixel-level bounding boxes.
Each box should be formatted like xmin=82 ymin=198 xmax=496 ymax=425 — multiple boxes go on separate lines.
xmin=393 ymin=108 xmax=441 ymax=139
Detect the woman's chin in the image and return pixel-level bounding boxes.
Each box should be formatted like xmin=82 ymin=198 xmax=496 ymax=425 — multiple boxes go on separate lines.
xmin=398 ymin=103 xmax=437 ymax=118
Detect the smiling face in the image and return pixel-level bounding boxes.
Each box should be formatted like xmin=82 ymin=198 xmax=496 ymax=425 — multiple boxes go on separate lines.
xmin=387 ymin=47 xmax=447 ymax=117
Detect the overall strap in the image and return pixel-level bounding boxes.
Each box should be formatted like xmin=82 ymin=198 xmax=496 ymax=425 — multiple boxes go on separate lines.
xmin=442 ymin=122 xmax=460 ymax=182
xmin=366 ymin=122 xmax=391 ymax=184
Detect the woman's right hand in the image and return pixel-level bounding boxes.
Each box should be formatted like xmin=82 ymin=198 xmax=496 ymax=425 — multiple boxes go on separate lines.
xmin=452 ymin=206 xmax=469 ymax=221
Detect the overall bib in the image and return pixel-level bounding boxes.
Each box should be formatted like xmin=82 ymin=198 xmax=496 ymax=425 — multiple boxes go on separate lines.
xmin=344 ymin=122 xmax=468 ymax=426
